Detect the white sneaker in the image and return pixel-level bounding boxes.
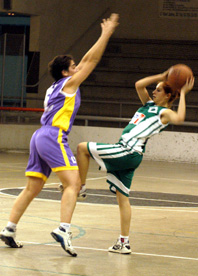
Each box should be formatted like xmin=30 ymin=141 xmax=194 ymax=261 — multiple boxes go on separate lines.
xmin=77 ymin=184 xmax=87 ymax=200
xmin=108 ymin=239 xmax=131 ymax=254
xmin=58 ymin=184 xmax=87 ymax=200
xmin=0 ymin=227 xmax=23 ymax=248
xmin=51 ymin=227 xmax=77 ymax=257
xmin=58 ymin=184 xmax=64 ymax=193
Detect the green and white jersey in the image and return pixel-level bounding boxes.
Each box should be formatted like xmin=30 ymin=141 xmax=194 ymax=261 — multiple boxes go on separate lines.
xmin=119 ymin=101 xmax=169 ymax=153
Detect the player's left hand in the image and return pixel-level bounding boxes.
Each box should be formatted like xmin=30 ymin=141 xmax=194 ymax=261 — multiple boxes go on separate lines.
xmin=180 ymin=77 xmax=195 ymax=95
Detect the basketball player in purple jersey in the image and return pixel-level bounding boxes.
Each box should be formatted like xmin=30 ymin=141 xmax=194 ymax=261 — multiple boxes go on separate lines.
xmin=0 ymin=13 xmax=119 ymax=257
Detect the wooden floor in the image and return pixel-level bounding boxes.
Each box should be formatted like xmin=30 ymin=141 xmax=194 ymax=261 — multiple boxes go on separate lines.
xmin=0 ymin=151 xmax=198 ymax=276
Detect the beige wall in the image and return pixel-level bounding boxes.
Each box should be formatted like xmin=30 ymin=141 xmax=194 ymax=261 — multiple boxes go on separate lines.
xmin=1 ymin=0 xmax=198 ymax=104
xmin=0 ymin=124 xmax=198 ymax=163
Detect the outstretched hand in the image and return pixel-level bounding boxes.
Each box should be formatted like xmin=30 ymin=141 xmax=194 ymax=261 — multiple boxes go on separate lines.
xmin=161 ymin=70 xmax=169 ymax=82
xmin=101 ymin=13 xmax=119 ymax=37
xmin=180 ymin=77 xmax=195 ymax=95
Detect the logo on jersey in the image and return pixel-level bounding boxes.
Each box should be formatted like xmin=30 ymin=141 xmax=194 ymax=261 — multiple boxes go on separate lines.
xmin=43 ymin=84 xmax=57 ymax=109
xmin=148 ymin=106 xmax=158 ymax=114
xmin=71 ymin=156 xmax=77 ymax=164
xmin=130 ymin=112 xmax=145 ymax=125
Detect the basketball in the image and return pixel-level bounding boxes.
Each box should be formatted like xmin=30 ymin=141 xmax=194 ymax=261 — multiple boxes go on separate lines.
xmin=167 ymin=64 xmax=193 ymax=91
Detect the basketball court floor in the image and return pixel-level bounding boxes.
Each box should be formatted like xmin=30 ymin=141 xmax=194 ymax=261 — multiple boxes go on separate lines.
xmin=0 ymin=151 xmax=198 ymax=276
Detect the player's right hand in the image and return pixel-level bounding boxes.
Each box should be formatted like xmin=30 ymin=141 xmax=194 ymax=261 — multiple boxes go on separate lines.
xmin=101 ymin=13 xmax=119 ymax=37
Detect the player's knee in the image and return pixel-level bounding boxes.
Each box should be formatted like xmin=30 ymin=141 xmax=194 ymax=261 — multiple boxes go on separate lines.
xmin=63 ymin=180 xmax=80 ymax=195
xmin=25 ymin=180 xmax=43 ymax=197
xmin=61 ymin=173 xmax=81 ymax=193
xmin=77 ymin=142 xmax=88 ymax=155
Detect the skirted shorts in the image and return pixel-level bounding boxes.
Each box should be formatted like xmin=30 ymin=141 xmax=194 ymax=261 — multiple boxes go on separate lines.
xmin=87 ymin=142 xmax=143 ymax=197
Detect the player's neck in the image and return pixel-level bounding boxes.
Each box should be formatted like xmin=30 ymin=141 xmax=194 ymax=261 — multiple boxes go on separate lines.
xmin=156 ymin=101 xmax=169 ymax=108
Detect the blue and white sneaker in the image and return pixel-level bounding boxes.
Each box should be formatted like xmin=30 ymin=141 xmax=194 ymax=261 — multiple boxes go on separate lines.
xmin=108 ymin=239 xmax=131 ymax=254
xmin=51 ymin=227 xmax=77 ymax=257
xmin=77 ymin=184 xmax=87 ymax=200
xmin=0 ymin=227 xmax=23 ymax=248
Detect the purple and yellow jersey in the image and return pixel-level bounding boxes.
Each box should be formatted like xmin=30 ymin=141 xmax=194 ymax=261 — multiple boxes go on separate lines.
xmin=40 ymin=77 xmax=81 ymax=134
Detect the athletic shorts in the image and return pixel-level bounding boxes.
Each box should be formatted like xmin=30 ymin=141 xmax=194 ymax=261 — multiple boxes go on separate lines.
xmin=25 ymin=126 xmax=78 ymax=181
xmin=87 ymin=142 xmax=143 ymax=197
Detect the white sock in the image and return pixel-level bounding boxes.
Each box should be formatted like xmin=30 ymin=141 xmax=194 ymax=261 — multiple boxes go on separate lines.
xmin=60 ymin=223 xmax=70 ymax=232
xmin=119 ymin=235 xmax=129 ymax=243
xmin=7 ymin=221 xmax=17 ymax=231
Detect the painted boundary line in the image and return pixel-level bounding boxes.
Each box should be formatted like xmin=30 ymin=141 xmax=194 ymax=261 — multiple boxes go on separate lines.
xmin=18 ymin=241 xmax=198 ymax=261
xmin=1 ymin=183 xmax=198 ymax=211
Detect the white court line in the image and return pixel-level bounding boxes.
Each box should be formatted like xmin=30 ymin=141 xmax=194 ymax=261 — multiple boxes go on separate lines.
xmin=45 ymin=190 xmax=198 ymax=206
xmin=89 ymin=175 xmax=198 ymax=184
xmin=81 ymin=193 xmax=198 ymax=206
xmin=43 ymin=187 xmax=198 ymax=206
xmin=2 ymin=190 xmax=198 ymax=211
xmin=135 ymin=175 xmax=198 ymax=183
xmin=77 ymin=203 xmax=198 ymax=211
xmin=1 ymin=183 xmax=198 ymax=212
xmin=0 ymin=193 xmax=16 ymax=199
xmin=43 ymin=178 xmax=107 ymax=186
xmin=129 ymin=196 xmax=198 ymax=205
xmin=1 ymin=188 xmax=198 ymax=212
xmin=87 ymin=177 xmax=106 ymax=181
xmin=83 ymin=175 xmax=198 ymax=184
xmin=20 ymin=241 xmax=198 ymax=261
xmin=133 ymin=206 xmax=198 ymax=212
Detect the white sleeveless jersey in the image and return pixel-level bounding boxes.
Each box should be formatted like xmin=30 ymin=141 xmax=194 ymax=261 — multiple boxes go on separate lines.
xmin=119 ymin=101 xmax=169 ymax=153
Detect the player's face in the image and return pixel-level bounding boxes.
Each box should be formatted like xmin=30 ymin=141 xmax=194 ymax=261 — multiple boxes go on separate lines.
xmin=152 ymin=82 xmax=169 ymax=106
xmin=67 ymin=60 xmax=78 ymax=76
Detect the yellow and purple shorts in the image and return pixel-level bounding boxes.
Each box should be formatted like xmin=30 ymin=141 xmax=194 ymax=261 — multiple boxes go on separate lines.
xmin=25 ymin=126 xmax=78 ymax=182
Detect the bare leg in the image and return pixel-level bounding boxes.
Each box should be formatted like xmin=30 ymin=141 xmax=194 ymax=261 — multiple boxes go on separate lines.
xmin=108 ymin=190 xmax=132 ymax=254
xmin=9 ymin=177 xmax=45 ymax=224
xmin=51 ymin=170 xmax=80 ymax=257
xmin=56 ymin=170 xmax=81 ymax=223
xmin=77 ymin=142 xmax=91 ymax=184
xmin=116 ymin=190 xmax=131 ymax=236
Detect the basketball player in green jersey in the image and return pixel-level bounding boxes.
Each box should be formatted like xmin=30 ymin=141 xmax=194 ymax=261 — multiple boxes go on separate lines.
xmin=77 ymin=70 xmax=194 ymax=254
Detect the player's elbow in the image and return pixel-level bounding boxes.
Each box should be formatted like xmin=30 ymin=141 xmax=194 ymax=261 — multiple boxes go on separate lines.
xmin=172 ymin=116 xmax=185 ymax=125
xmin=135 ymin=81 xmax=142 ymax=89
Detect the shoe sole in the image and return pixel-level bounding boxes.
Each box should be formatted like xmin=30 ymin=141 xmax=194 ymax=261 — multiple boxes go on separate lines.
xmin=51 ymin=232 xmax=77 ymax=257
xmin=0 ymin=234 xmax=23 ymax=248
xmin=108 ymin=248 xmax=131 ymax=254
xmin=108 ymin=250 xmax=131 ymax=254
xmin=77 ymin=193 xmax=87 ymax=201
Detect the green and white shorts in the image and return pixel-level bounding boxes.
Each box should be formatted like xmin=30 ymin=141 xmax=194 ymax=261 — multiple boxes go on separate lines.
xmin=87 ymin=142 xmax=143 ymax=197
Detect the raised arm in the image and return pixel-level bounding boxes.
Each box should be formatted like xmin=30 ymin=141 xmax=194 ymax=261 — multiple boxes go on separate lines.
xmin=77 ymin=14 xmax=119 ymax=71
xmin=63 ymin=13 xmax=119 ymax=94
xmin=161 ymin=77 xmax=194 ymax=125
xmin=135 ymin=71 xmax=168 ymax=105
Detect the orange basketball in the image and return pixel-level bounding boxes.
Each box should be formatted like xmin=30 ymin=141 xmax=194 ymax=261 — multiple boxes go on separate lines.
xmin=167 ymin=64 xmax=193 ymax=91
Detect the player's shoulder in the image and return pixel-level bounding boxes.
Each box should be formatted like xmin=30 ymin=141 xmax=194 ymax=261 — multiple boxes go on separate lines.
xmin=146 ymin=100 xmax=154 ymax=104
xmin=144 ymin=100 xmax=155 ymax=107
